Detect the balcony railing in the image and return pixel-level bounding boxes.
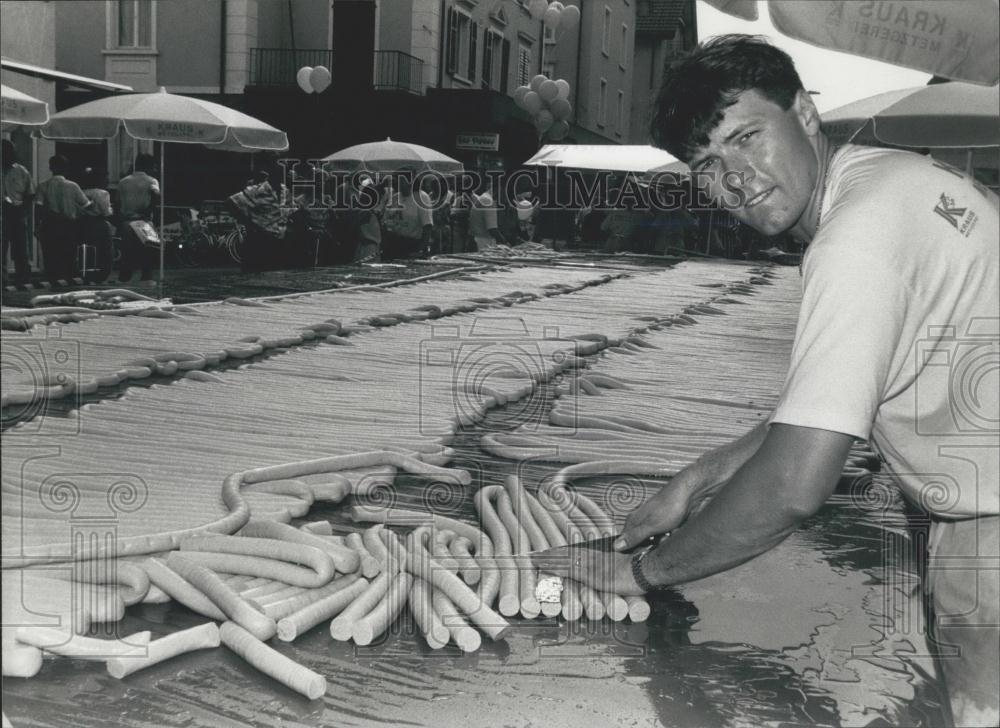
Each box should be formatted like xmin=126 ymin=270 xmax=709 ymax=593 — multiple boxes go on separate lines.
xmin=374 ymin=50 xmax=423 ymax=94
xmin=248 ymin=48 xmax=334 ymax=87
xmin=248 ymin=48 xmax=424 ymax=95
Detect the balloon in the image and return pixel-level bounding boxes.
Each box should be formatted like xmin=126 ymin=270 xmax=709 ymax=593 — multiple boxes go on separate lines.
xmin=522 ymin=91 xmax=543 ymax=114
xmin=530 ymin=74 xmax=548 ymax=93
xmin=309 ymin=65 xmax=331 ymax=93
xmin=549 ymin=119 xmax=570 ymax=140
xmin=543 ymin=4 xmax=561 ymax=28
xmin=550 ymin=97 xmax=572 ymax=120
xmin=513 ymin=85 xmax=531 ymax=108
xmin=538 ymin=80 xmax=559 ymax=103
xmin=528 ymin=0 xmax=548 ymax=21
xmin=555 ymin=78 xmax=571 ymax=100
xmin=296 ymin=66 xmax=314 ymax=93
xmin=560 ymin=4 xmax=581 ymax=31
xmin=534 ymin=109 xmax=555 ymax=133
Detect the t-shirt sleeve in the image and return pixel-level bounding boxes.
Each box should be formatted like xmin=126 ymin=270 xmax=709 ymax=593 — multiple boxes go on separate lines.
xmin=771 ymin=247 xmax=910 ymax=440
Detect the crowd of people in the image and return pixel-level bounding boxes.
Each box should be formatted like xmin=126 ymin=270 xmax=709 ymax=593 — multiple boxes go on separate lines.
xmin=2 ymin=140 xmax=160 ymax=287
xmin=5 ymin=140 xmax=777 ymax=287
xmin=224 ymin=155 xmax=523 ymax=273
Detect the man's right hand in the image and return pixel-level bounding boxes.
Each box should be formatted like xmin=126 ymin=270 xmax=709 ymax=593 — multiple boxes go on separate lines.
xmin=613 ymin=481 xmax=692 ymax=551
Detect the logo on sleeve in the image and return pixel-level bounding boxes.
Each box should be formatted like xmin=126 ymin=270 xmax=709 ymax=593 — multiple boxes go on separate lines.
xmin=933 ymin=193 xmax=978 ymax=237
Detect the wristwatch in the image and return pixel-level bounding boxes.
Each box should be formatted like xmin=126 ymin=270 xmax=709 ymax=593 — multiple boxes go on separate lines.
xmin=630 ymin=543 xmax=660 ymax=593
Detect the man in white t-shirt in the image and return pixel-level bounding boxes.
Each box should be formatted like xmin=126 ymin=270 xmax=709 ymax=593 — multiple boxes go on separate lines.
xmin=532 ymin=35 xmax=998 ymax=726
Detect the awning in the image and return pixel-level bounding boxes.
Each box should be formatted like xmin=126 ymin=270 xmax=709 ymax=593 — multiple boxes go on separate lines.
xmin=2 ymin=57 xmax=133 ymax=93
xmin=524 ymin=144 xmax=683 ymax=173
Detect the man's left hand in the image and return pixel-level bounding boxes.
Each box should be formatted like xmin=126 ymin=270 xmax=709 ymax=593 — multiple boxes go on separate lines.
xmin=530 ymin=543 xmax=647 ymax=595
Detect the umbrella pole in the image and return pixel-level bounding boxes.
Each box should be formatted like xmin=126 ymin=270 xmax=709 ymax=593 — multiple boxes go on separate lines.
xmin=159 ymin=142 xmax=165 ymax=299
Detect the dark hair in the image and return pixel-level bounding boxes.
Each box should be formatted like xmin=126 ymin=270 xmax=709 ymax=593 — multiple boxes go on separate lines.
xmin=1 ymin=139 xmax=15 ymax=164
xmin=651 ymin=35 xmax=804 ymax=162
xmin=135 ymin=153 xmax=156 ymax=173
xmin=49 ymin=154 xmax=70 ymax=175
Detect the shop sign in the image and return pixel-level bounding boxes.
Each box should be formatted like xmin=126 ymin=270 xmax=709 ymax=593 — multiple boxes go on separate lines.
xmin=456 ymin=132 xmax=499 ymax=151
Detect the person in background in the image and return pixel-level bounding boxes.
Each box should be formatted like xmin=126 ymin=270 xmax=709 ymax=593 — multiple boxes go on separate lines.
xmin=79 ymin=168 xmax=114 ymax=283
xmin=1 ymin=139 xmax=35 ymax=287
xmin=35 ymin=154 xmax=91 ymax=283
xmin=380 ymin=171 xmax=433 ymax=260
xmin=352 ymin=174 xmax=384 ymax=263
xmin=466 ymin=187 xmax=507 ymax=251
xmin=227 ymin=153 xmax=290 ymax=273
xmin=116 ymin=153 xmax=160 ymax=284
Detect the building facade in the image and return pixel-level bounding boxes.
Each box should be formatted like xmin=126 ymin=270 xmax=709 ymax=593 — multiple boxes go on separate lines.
xmin=5 ymin=0 xmax=696 ymax=207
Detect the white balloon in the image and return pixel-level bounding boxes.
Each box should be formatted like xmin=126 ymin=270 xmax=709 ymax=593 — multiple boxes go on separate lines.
xmin=560 ymin=4 xmax=581 ymax=31
xmin=522 ymin=91 xmax=543 ymax=115
xmin=555 ymin=79 xmax=571 ymax=100
xmin=549 ymin=119 xmax=570 ymax=140
xmin=535 ymin=109 xmax=555 ymax=133
xmin=528 ymin=0 xmax=548 ymax=21
xmin=309 ymin=65 xmax=331 ymax=93
xmin=296 ymin=66 xmax=314 ymax=93
xmin=513 ymin=85 xmax=531 ymax=108
xmin=530 ymin=74 xmax=548 ymax=93
xmin=538 ymin=80 xmax=559 ymax=103
xmin=550 ymin=97 xmax=572 ymax=121
xmin=543 ymin=4 xmax=562 ymax=28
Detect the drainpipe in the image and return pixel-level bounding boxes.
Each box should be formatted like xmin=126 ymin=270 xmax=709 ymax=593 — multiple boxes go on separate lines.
xmin=438 ymin=0 xmax=447 ymax=89
xmin=219 ymin=0 xmax=227 ymax=94
xmin=288 ymin=0 xmax=296 ymax=52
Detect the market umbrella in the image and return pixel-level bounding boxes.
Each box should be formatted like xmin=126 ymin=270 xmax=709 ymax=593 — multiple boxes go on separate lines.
xmin=822 ymin=81 xmax=1000 ymax=148
xmin=524 ymin=144 xmax=682 ymax=173
xmin=1 ymin=84 xmax=49 ymax=126
xmin=322 ymin=138 xmax=463 ymax=174
xmin=703 ymin=0 xmax=999 ymax=86
xmin=40 ymin=87 xmax=289 ymax=291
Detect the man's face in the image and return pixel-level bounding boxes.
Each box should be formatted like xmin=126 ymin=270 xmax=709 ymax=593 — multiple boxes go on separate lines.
xmin=687 ymin=89 xmax=819 ymax=237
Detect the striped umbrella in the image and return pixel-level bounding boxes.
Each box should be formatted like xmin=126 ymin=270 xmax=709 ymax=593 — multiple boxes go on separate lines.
xmin=703 ymin=0 xmax=999 ymax=86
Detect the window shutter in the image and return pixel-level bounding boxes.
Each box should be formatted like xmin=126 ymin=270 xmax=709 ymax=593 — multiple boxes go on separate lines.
xmin=468 ymin=22 xmax=478 ymax=82
xmin=500 ymin=38 xmax=510 ymax=94
xmin=445 ymin=8 xmax=457 ymax=74
xmin=482 ymin=32 xmax=492 ymax=89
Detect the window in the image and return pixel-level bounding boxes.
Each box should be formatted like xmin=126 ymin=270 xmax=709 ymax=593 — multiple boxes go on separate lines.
xmin=598 ymin=78 xmax=608 ymax=127
xmin=446 ymin=7 xmax=476 ymax=82
xmin=602 ymin=7 xmax=611 ymax=56
xmin=112 ymin=0 xmax=154 ymax=48
xmin=517 ymin=45 xmax=532 ymax=87
xmin=482 ymin=30 xmax=504 ymax=90
xmin=542 ymin=62 xmax=556 ymax=81
xmin=637 ymin=0 xmax=650 ymax=16
xmin=620 ymin=24 xmax=628 ymax=69
xmin=544 ymin=24 xmax=556 ymax=44
xmin=617 ymin=90 xmax=625 ymax=135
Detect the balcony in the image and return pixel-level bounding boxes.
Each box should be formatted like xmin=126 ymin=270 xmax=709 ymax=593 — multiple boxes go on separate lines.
xmin=373 ymin=51 xmax=423 ymax=94
xmin=248 ymin=49 xmax=424 ymax=95
xmin=248 ymin=49 xmax=334 ymax=87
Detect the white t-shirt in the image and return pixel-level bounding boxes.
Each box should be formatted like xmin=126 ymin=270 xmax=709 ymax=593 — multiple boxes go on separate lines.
xmin=771 ymin=145 xmax=999 ymax=518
